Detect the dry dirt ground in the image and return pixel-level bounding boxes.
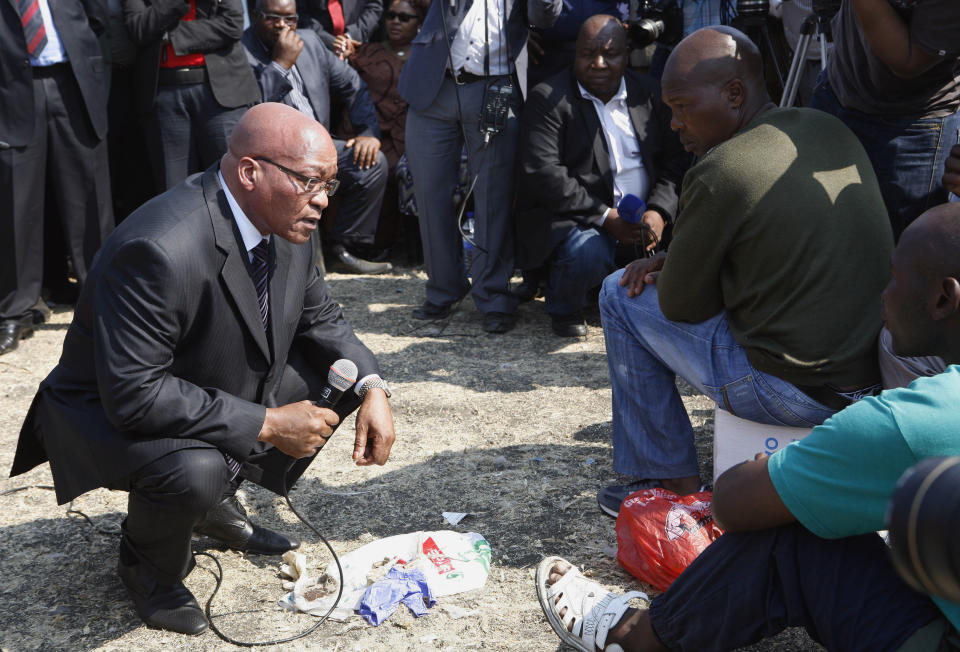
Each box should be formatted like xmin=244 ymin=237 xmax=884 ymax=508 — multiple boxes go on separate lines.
xmin=0 ymin=265 xmax=820 ymax=651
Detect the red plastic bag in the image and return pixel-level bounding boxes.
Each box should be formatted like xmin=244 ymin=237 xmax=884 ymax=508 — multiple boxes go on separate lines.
xmin=616 ymin=487 xmax=724 ymax=592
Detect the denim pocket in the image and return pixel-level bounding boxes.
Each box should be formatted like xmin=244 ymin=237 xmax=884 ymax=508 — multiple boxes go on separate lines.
xmin=705 ymin=375 xmax=794 ymax=427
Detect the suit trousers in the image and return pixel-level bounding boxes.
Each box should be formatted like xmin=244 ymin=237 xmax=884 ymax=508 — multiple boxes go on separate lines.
xmin=0 ymin=64 xmax=113 ymax=322
xmin=110 ymin=345 xmax=362 ymax=585
xmin=149 ymin=81 xmax=248 ymax=191
xmin=404 ymin=76 xmax=520 ymax=314
xmin=329 ymin=138 xmax=387 ymax=248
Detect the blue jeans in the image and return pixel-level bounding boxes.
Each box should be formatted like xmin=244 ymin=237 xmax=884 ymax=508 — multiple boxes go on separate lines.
xmin=810 ymin=74 xmax=960 ymax=240
xmin=545 ymin=225 xmax=617 ymax=316
xmin=599 ymin=270 xmax=836 ymax=479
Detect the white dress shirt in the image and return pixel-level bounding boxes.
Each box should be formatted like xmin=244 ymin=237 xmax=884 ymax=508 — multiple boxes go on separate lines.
xmin=29 ymin=0 xmax=69 ymax=67
xmin=450 ymin=0 xmax=511 ymax=76
xmin=578 ymin=78 xmax=650 ymax=222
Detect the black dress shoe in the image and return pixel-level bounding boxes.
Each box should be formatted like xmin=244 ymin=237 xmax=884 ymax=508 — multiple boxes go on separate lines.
xmin=0 ymin=317 xmax=34 ymax=356
xmin=483 ymin=311 xmax=517 ymax=334
xmin=550 ymin=311 xmax=587 ymax=337
xmin=118 ymin=558 xmax=207 ymax=635
xmin=194 ymin=495 xmax=299 ymax=555
xmin=327 ymin=244 xmax=393 ymax=274
xmin=411 ymin=301 xmax=453 ymax=320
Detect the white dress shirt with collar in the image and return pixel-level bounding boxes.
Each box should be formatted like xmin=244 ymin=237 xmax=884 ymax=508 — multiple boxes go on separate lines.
xmin=449 ymin=0 xmax=511 ymax=76
xmin=29 ymin=0 xmax=69 ymax=67
xmin=578 ymin=78 xmax=650 ymax=223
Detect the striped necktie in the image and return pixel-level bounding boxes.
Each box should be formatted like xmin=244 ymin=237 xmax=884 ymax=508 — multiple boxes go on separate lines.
xmin=17 ymin=0 xmax=48 ymax=57
xmin=251 ymin=240 xmax=270 ymax=330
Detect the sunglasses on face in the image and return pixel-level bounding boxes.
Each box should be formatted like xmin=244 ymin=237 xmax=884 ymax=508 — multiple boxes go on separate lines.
xmin=385 ymin=10 xmax=418 ymax=22
xmin=260 ymin=12 xmax=299 ymax=26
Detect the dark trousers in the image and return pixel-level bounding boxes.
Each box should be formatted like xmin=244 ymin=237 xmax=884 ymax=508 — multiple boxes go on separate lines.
xmin=111 ymin=348 xmax=361 ymax=585
xmin=0 ymin=64 xmax=113 ymax=322
xmin=149 ymin=81 xmax=248 ymax=191
xmin=648 ymin=523 xmax=944 ymax=652
xmin=329 ymin=138 xmax=387 ymax=249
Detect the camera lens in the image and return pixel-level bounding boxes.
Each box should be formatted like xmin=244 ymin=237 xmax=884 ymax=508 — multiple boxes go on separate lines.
xmin=627 ymin=18 xmax=665 ymax=48
xmin=736 ymin=0 xmax=770 ymax=15
xmin=887 ymin=456 xmax=960 ymax=603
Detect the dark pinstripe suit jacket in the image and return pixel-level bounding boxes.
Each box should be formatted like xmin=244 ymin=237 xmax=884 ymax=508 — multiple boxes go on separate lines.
xmin=10 ymin=165 xmax=379 ymax=504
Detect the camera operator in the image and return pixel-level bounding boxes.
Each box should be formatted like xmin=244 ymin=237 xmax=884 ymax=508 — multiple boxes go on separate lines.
xmin=810 ymin=0 xmax=960 ymax=241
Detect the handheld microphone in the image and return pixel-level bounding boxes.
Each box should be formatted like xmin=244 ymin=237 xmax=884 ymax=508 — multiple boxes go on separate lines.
xmin=617 ymin=194 xmax=647 ymax=224
xmin=315 ymin=359 xmax=359 ymax=408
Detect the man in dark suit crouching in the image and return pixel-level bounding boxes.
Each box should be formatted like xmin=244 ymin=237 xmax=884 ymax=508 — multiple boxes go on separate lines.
xmin=9 ymin=102 xmax=396 ymax=636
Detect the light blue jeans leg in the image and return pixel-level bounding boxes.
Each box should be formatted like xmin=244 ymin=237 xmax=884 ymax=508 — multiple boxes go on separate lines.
xmin=599 ymin=269 xmax=837 ymax=479
xmin=544 ymin=225 xmax=617 ymax=316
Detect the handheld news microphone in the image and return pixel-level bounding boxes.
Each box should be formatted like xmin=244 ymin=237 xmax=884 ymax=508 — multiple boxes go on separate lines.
xmin=315 ymin=359 xmax=359 ymax=408
xmin=617 ymin=194 xmax=647 ymax=224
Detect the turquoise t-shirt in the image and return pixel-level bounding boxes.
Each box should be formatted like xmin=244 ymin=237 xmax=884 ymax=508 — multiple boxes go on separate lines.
xmin=767 ymin=365 xmax=960 ymax=631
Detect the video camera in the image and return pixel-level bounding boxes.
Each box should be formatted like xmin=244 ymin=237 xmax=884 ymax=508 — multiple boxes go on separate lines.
xmin=627 ymin=0 xmax=684 ymax=48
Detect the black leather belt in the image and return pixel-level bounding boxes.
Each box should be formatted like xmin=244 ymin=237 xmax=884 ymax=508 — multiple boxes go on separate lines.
xmin=447 ymin=69 xmax=489 ymax=84
xmin=158 ymin=65 xmax=209 ymax=85
xmin=32 ymin=62 xmax=70 ymax=77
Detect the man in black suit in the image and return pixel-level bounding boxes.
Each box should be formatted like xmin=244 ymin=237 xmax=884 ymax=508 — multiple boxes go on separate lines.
xmin=516 ymin=16 xmax=688 ymax=336
xmin=0 ymin=0 xmax=115 ymax=355
xmin=123 ymin=0 xmax=262 ymax=189
xmin=10 ymin=103 xmax=397 ymax=635
xmin=244 ymin=0 xmax=391 ymax=273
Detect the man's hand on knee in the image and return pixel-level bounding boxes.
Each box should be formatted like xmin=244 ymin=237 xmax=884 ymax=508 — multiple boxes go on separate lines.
xmin=353 ymin=389 xmax=396 ymax=466
xmin=620 ymin=252 xmax=667 ymax=297
xmin=258 ymin=401 xmax=340 ymax=458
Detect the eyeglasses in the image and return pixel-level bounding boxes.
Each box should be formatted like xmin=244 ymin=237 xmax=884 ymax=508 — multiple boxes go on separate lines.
xmin=255 ymin=156 xmax=340 ymax=196
xmin=259 ymin=12 xmax=299 ymax=26
xmin=385 ymin=10 xmax=418 ymax=22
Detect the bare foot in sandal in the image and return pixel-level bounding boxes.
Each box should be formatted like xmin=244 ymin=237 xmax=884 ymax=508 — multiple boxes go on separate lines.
xmin=536 ymin=556 xmax=666 ymax=652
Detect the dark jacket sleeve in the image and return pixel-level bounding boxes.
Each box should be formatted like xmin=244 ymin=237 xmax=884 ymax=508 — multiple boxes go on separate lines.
xmin=169 ymin=0 xmax=245 ymax=55
xmin=346 ymin=0 xmax=383 ymax=42
xmin=518 ymin=82 xmax=606 ymax=226
xmin=80 ymin=0 xmax=110 ymax=36
xmin=326 ymin=46 xmax=380 ymax=137
xmin=123 ymin=0 xmax=188 ymax=43
xmin=94 ymin=237 xmax=265 ymax=459
xmin=638 ymin=79 xmax=689 ymax=224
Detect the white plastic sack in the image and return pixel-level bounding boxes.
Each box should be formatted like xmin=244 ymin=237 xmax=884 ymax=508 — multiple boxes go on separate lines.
xmin=278 ymin=530 xmax=490 ymax=620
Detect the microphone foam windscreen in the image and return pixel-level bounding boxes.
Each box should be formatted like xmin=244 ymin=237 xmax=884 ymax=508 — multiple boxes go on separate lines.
xmin=328 ymin=359 xmax=359 ymax=390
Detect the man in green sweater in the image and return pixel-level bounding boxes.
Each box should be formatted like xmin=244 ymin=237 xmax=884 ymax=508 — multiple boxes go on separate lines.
xmin=597 ymin=26 xmax=894 ymax=516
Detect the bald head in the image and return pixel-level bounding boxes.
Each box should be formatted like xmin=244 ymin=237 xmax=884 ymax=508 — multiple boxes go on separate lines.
xmin=883 ymin=203 xmax=960 ymax=362
xmin=664 ymin=26 xmax=765 ymax=92
xmin=224 ymin=102 xmax=334 ymax=172
xmin=577 ymin=14 xmax=625 ymax=50
xmin=899 ymin=203 xmax=960 ymax=281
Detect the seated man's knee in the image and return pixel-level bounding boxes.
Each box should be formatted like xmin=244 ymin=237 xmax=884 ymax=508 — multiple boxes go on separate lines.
xmin=600 ymin=268 xmax=627 ymax=306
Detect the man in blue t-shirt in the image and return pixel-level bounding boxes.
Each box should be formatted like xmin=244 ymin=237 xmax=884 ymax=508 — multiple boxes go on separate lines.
xmin=536 ymin=201 xmax=960 ymax=651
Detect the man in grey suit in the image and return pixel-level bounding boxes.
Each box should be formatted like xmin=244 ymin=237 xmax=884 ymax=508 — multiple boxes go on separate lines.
xmin=243 ymin=0 xmax=391 ymax=274
xmin=0 ymin=0 xmax=115 ymax=355
xmin=398 ymin=0 xmax=562 ymax=333
xmin=10 ymin=103 xmax=397 ymax=636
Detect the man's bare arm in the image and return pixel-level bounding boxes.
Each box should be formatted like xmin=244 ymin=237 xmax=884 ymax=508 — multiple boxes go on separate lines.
xmin=712 ymin=454 xmax=796 ymax=531
xmin=850 ymin=0 xmax=943 ymax=78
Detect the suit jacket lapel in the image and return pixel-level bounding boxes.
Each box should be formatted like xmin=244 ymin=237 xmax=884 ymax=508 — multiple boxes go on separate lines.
xmin=626 ymin=76 xmax=653 ymax=170
xmin=575 ymin=85 xmax=614 ymax=193
xmin=203 ymin=168 xmax=272 ymax=362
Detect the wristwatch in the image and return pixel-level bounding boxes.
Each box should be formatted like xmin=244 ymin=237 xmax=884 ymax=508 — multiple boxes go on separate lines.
xmin=358 ymin=377 xmax=392 ymax=399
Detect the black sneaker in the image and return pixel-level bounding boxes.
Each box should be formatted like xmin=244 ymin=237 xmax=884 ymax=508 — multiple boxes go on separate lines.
xmin=597 ymin=480 xmax=663 ymax=518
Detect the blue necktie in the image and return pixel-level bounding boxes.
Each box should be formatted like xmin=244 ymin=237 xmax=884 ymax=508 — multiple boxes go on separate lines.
xmin=251 ymin=240 xmax=270 ymax=330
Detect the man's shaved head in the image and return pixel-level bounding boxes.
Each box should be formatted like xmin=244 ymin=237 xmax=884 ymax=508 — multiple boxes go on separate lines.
xmin=221 ymin=102 xmax=337 ymax=244
xmin=663 ymin=26 xmax=765 ymax=94
xmin=883 ymin=203 xmax=960 ymax=363
xmin=659 ymin=27 xmax=772 ymax=157
xmin=576 ymin=14 xmax=625 ymax=49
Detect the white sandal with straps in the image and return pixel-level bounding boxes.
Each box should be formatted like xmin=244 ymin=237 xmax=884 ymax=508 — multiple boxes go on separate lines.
xmin=536 ymin=556 xmax=649 ymax=652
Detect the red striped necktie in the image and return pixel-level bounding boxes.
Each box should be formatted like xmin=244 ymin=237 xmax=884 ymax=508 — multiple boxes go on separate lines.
xmin=17 ymin=0 xmax=48 ymax=57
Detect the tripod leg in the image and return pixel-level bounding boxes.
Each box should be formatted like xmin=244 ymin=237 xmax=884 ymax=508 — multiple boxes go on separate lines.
xmin=781 ymin=32 xmax=813 ymax=108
